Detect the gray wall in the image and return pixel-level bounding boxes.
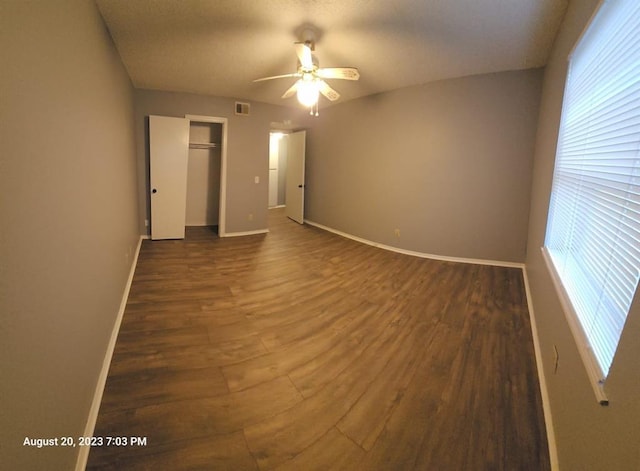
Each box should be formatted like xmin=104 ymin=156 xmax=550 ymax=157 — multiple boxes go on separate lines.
xmin=0 ymin=1 xmax=139 ymax=470
xmin=304 ymin=69 xmax=543 ymax=263
xmin=525 ymin=0 xmax=640 ymax=469
xmin=134 ymin=90 xmax=310 ymax=235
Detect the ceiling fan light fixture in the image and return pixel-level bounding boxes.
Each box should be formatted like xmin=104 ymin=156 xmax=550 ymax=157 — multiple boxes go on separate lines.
xmin=253 ymin=36 xmax=359 ymax=112
xmin=296 ymin=77 xmax=320 ymax=107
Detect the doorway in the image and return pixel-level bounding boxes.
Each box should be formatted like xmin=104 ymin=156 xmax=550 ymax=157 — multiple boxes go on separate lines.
xmin=268 ymin=132 xmax=288 ymax=209
xmin=186 ymin=114 xmax=228 ymax=236
xmin=267 ymin=130 xmax=306 ymax=224
xmin=186 ymin=121 xmax=222 ymax=233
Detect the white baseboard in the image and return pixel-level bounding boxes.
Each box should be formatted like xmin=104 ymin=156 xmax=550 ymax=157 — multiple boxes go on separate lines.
xmin=75 ymin=235 xmax=144 ymax=471
xmin=303 ymin=219 xmax=524 ymax=268
xmin=522 ymin=268 xmax=559 ymax=471
xmin=223 ymin=228 xmax=269 ymax=237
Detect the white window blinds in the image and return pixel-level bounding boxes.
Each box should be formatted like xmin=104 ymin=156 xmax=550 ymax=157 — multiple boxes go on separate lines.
xmin=544 ymin=0 xmax=640 ymax=388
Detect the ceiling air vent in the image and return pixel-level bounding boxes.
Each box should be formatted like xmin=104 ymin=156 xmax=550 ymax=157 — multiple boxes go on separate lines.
xmin=235 ymin=102 xmax=250 ymax=116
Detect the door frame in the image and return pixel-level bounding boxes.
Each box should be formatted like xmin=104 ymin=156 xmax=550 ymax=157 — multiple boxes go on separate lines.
xmin=186 ymin=114 xmax=228 ymax=237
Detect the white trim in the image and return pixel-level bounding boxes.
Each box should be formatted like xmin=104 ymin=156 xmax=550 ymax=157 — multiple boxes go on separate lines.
xmin=304 ymin=219 xmax=524 ymax=268
xmin=185 ymin=114 xmax=228 ymax=237
xmin=541 ymin=247 xmax=609 ymax=404
xmin=75 ymin=235 xmax=144 ymax=471
xmin=224 ymin=229 xmax=269 ymax=237
xmin=522 ymin=267 xmax=559 ymax=471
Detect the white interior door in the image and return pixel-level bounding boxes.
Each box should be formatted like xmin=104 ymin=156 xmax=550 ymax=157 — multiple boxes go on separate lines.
xmin=150 ymin=115 xmax=190 ymax=240
xmin=285 ymin=130 xmax=306 ymax=224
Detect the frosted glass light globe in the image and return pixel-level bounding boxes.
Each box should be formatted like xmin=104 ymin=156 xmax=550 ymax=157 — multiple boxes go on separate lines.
xmin=297 ymin=78 xmax=319 ymax=107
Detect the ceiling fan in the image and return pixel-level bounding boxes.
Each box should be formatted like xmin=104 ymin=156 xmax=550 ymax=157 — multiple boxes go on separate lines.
xmin=253 ymin=36 xmax=360 ymax=115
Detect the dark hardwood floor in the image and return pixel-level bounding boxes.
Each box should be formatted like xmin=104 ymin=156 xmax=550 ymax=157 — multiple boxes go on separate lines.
xmin=87 ymin=208 xmax=549 ymax=470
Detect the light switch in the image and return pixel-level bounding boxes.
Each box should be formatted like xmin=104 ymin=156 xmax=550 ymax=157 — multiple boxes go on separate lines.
xmin=254 ymin=176 xmax=260 ymax=184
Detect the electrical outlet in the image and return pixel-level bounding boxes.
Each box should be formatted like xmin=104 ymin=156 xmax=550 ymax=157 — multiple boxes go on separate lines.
xmin=248 ymin=213 xmax=254 ymax=221
xmin=145 ymin=219 xmax=149 ymax=227
xmin=394 ymin=228 xmax=401 ymax=238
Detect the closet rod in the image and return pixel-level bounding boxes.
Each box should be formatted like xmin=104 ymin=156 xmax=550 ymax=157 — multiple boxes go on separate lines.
xmin=189 ymin=142 xmax=218 ymax=149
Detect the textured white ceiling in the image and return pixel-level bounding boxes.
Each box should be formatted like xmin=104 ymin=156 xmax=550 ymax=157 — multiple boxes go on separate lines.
xmin=96 ymin=0 xmax=568 ymax=108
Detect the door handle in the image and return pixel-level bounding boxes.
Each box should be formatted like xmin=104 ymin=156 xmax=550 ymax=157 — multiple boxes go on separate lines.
xmin=152 ymin=188 xmax=157 ymax=194
xmin=298 ymin=184 xmax=304 ymax=188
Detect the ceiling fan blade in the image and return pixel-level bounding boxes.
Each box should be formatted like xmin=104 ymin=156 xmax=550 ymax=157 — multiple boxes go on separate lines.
xmin=253 ymin=73 xmax=299 ymax=82
xmin=281 ymin=81 xmax=299 ymax=99
xmin=316 ymin=67 xmax=360 ymax=80
xmin=319 ymin=80 xmax=340 ymax=101
xmin=295 ymin=43 xmax=314 ymax=70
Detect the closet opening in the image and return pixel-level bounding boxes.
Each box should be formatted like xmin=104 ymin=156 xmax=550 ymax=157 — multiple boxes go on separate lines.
xmin=148 ymin=114 xmax=227 ymax=240
xmin=186 ymin=120 xmax=222 ymax=236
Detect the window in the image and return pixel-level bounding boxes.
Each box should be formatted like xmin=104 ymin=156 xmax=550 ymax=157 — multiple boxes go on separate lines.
xmin=543 ymin=0 xmax=640 ymax=403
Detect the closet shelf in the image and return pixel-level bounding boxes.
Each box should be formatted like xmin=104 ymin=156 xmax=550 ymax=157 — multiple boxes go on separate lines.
xmin=189 ymin=142 xmax=218 ymax=149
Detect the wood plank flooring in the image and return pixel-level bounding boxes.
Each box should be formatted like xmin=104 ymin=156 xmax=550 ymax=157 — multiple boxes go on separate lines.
xmin=86 ymin=208 xmax=549 ymax=470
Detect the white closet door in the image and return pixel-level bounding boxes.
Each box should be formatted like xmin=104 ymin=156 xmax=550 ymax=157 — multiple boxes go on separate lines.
xmin=149 ymin=115 xmax=190 ymax=240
